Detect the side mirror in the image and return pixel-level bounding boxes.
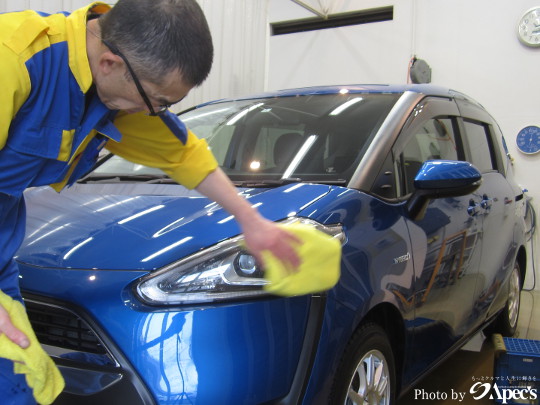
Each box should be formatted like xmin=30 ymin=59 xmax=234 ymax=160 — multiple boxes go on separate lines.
xmin=407 ymin=160 xmax=482 ymax=220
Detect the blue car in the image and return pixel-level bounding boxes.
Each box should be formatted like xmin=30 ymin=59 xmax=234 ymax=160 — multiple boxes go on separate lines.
xmin=17 ymin=84 xmax=527 ymax=404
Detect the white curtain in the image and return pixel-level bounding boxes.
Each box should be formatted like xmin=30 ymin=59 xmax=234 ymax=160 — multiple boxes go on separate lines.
xmin=0 ymin=0 xmax=91 ymax=12
xmin=0 ymin=0 xmax=269 ymax=111
xmin=180 ymin=0 xmax=269 ymax=111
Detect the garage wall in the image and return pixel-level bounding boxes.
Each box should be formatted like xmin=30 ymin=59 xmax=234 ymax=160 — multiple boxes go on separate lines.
xmin=267 ymin=0 xmax=540 ymax=291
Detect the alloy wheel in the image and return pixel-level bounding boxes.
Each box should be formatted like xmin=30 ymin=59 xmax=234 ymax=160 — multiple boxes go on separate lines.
xmin=346 ymin=349 xmax=391 ymax=405
xmin=507 ymin=265 xmax=521 ymax=330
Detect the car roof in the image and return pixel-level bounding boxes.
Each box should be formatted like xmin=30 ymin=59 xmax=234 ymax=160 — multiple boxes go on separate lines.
xmin=194 ymin=84 xmax=474 ymax=108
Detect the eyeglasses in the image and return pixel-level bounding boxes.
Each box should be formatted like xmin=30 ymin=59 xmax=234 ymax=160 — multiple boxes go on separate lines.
xmin=101 ymin=39 xmax=170 ymax=116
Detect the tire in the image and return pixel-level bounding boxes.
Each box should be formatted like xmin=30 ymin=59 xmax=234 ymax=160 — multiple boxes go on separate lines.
xmin=485 ymin=261 xmax=522 ymax=337
xmin=330 ymin=322 xmax=396 ymax=405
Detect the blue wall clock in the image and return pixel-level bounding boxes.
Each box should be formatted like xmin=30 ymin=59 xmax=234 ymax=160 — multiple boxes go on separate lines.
xmin=516 ymin=126 xmax=540 ymax=155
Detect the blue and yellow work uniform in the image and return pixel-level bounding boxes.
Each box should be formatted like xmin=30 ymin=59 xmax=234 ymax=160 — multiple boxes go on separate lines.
xmin=0 ymin=3 xmax=217 ymax=403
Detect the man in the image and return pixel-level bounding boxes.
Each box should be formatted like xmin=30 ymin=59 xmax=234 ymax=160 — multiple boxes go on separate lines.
xmin=0 ymin=0 xmax=299 ymax=402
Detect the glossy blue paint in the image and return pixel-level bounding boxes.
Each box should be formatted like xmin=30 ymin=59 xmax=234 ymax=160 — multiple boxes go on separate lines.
xmin=19 ymin=183 xmax=330 ymax=270
xmin=19 ymin=182 xmax=330 ymax=404
xmin=414 ymin=160 xmax=482 ymax=189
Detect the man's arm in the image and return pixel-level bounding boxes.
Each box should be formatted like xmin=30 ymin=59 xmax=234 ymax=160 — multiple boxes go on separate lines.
xmin=196 ymin=167 xmax=301 ymax=269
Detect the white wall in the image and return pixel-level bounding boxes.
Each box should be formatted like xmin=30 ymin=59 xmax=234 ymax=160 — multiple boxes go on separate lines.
xmin=268 ymin=0 xmax=412 ymax=87
xmin=267 ymin=0 xmax=540 ymax=290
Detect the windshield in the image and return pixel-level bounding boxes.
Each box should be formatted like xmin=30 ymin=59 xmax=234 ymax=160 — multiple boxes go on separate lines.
xmin=90 ymin=92 xmax=399 ymax=185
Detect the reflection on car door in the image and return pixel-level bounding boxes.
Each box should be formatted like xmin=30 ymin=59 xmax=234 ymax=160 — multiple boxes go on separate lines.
xmin=393 ymin=98 xmax=484 ymax=378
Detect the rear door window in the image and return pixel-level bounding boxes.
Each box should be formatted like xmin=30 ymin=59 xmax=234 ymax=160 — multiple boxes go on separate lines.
xmin=462 ymin=120 xmax=497 ymax=173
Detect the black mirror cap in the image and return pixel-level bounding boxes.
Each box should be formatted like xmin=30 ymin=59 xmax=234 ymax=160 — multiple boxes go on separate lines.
xmin=408 ymin=160 xmax=482 ymax=221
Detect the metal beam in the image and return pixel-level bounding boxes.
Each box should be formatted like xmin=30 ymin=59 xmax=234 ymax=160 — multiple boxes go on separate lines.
xmin=290 ymin=0 xmax=328 ymax=19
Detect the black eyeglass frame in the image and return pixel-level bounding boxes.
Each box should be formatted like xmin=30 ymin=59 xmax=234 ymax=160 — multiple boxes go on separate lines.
xmin=101 ymin=39 xmax=170 ymax=116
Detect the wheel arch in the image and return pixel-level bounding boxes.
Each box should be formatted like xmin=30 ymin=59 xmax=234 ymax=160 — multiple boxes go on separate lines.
xmin=515 ymin=245 xmax=527 ymax=289
xmin=361 ymin=302 xmax=407 ymax=394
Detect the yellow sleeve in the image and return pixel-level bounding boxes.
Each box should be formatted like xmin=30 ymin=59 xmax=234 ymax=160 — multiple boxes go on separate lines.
xmin=106 ymin=112 xmax=218 ymax=189
xmin=0 ymin=12 xmax=33 ymax=150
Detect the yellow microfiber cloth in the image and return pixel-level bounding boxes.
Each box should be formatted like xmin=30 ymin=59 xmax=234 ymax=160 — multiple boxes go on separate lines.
xmin=0 ymin=290 xmax=65 ymax=404
xmin=262 ymin=223 xmax=342 ymax=296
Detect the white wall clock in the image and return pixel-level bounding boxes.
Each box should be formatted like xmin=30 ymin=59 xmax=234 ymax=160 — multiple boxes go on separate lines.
xmin=517 ymin=7 xmax=540 ymax=47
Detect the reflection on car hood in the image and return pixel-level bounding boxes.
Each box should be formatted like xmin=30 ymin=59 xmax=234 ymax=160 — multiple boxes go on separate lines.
xmin=18 ymin=183 xmax=330 ymax=270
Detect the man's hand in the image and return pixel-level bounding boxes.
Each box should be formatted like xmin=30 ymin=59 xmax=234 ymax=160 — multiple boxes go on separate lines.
xmin=0 ymin=303 xmax=29 ymax=348
xmin=241 ymin=216 xmax=302 ymax=272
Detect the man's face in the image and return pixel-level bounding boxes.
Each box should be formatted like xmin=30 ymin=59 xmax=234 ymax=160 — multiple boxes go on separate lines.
xmin=95 ymin=65 xmax=192 ymax=115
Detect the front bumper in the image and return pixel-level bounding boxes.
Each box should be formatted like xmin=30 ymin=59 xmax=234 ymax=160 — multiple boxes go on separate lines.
xmin=23 ymin=294 xmax=156 ymax=405
xmin=21 ymin=288 xmax=319 ymax=404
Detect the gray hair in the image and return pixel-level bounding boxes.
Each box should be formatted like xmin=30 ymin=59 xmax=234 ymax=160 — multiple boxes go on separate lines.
xmin=99 ymin=0 xmax=213 ymax=87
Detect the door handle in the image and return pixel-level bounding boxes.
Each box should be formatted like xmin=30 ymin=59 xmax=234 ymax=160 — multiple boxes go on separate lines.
xmin=480 ymin=194 xmax=493 ymax=210
xmin=468 ymin=200 xmax=481 ymax=216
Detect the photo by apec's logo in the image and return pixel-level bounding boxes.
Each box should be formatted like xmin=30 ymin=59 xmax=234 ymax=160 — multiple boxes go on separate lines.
xmin=414 ymin=377 xmax=538 ymax=404
xmin=470 ymin=381 xmax=538 ymax=404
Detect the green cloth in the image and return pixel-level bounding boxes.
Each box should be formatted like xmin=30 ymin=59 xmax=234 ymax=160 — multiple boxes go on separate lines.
xmin=262 ymin=223 xmax=341 ymax=296
xmin=0 ymin=290 xmax=65 ymax=404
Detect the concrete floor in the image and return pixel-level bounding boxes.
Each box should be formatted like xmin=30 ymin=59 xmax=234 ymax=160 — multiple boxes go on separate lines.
xmin=399 ymin=290 xmax=540 ymax=405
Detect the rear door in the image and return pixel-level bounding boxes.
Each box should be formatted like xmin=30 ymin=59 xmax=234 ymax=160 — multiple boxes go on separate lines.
xmin=456 ymin=100 xmax=520 ymax=326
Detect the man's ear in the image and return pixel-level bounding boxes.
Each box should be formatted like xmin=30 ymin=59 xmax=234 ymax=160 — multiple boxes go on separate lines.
xmin=98 ymin=51 xmax=123 ymax=75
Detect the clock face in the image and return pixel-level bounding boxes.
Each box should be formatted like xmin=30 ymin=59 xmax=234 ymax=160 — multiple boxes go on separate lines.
xmin=517 ymin=7 xmax=540 ymax=47
xmin=516 ymin=126 xmax=540 ymax=154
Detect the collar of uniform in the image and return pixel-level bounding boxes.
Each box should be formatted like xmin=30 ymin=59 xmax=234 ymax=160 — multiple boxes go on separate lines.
xmin=85 ymin=95 xmax=123 ymax=143
xmin=65 ymin=2 xmax=111 ymax=93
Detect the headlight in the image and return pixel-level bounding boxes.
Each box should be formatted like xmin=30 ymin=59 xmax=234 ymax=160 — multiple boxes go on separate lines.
xmin=135 ymin=217 xmax=344 ymax=305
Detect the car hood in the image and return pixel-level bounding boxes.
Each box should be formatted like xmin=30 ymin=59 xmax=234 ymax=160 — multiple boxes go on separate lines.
xmin=18 ymin=183 xmax=330 ymax=270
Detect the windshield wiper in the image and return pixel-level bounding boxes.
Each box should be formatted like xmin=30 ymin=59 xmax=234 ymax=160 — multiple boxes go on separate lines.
xmin=78 ymin=174 xmax=174 ymax=184
xmin=232 ymin=177 xmax=302 ymax=187
xmin=312 ymin=179 xmax=348 ymax=185
xmin=232 ymin=178 xmax=347 ymax=187
xmin=79 ymin=174 xmax=347 ymax=187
